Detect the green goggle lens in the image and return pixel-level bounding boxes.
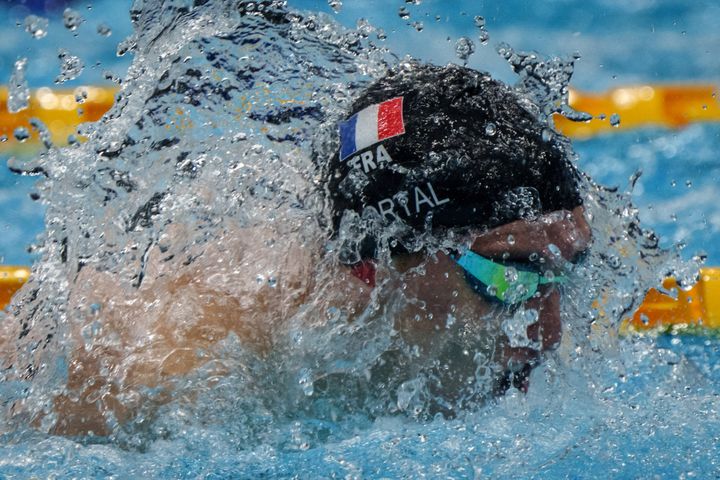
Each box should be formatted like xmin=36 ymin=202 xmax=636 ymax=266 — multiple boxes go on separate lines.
xmin=454 ymin=250 xmax=565 ymax=304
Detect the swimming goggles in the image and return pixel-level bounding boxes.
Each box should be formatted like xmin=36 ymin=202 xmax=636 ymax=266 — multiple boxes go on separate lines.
xmin=453 ymin=250 xmax=566 ymax=304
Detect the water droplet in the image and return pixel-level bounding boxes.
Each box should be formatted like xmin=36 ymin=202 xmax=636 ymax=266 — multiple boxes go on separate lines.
xmin=0 ymin=135 xmax=7 ymax=143
xmin=455 ymin=37 xmax=476 ymax=62
xmin=63 ymin=8 xmax=84 ymax=31
xmin=485 ymin=122 xmax=497 ymax=136
xmin=398 ymin=7 xmax=410 ymax=20
xmin=479 ymin=30 xmax=490 ymax=45
xmin=686 ymin=180 xmax=693 ymax=188
xmin=72 ymin=90 xmax=87 ymax=106
xmin=102 ymin=70 xmax=122 ymax=85
xmin=474 ymin=16 xmax=490 ymax=44
xmin=486 ymin=285 xmax=498 ymax=297
xmin=30 ymin=118 xmax=53 ymax=149
xmin=356 ymin=18 xmax=374 ymax=37
xmin=507 ymin=234 xmax=515 ymax=245
xmin=544 ymin=270 xmax=555 ymax=282
xmin=327 ymin=0 xmax=342 ymax=13
xmin=298 ymin=368 xmax=314 ymax=396
xmin=547 ymin=243 xmax=562 ymax=257
xmin=640 ymin=313 xmax=650 ymax=325
xmin=528 ymin=252 xmax=539 ymax=262
xmin=670 ymin=179 xmax=677 ymax=187
xmin=8 ymin=58 xmax=30 ymax=113
xmin=56 ymin=49 xmax=84 ymax=84
xmin=412 ymin=21 xmax=424 ymax=32
xmin=24 ymin=15 xmax=48 ymax=39
xmin=609 ymin=113 xmax=621 ymax=127
xmin=97 ymin=23 xmax=112 ymax=37
xmin=504 ymin=267 xmax=518 ymax=284
xmin=14 ymin=127 xmax=30 ymax=142
xmin=405 ymin=0 xmax=422 ymax=4
xmin=542 ymin=128 xmax=554 ymax=142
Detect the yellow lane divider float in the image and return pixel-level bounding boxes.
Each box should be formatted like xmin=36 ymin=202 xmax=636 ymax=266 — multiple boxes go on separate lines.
xmin=1 ymin=266 xmax=31 ymax=310
xmin=0 ymin=86 xmax=115 ymax=153
xmin=2 ymin=83 xmax=720 ymax=332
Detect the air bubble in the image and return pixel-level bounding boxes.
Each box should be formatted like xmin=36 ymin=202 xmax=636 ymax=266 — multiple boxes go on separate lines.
xmin=473 ymin=15 xmax=485 ymax=28
xmin=63 ymin=8 xmax=84 ymax=31
xmin=24 ymin=15 xmax=48 ymax=39
xmin=507 ymin=234 xmax=515 ymax=245
xmin=398 ymin=7 xmax=410 ymax=20
xmin=485 ymin=122 xmax=497 ymax=136
xmin=455 ymin=37 xmax=476 ymax=63
xmin=412 ymin=21 xmax=424 ymax=32
xmin=609 ymin=113 xmax=621 ymax=127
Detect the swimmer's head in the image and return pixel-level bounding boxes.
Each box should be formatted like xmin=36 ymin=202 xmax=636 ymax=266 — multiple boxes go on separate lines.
xmin=325 ymin=63 xmax=583 ymax=263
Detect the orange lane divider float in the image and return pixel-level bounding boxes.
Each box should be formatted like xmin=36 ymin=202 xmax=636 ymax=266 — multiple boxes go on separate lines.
xmin=0 ymin=266 xmax=31 ymax=310
xmin=0 ymin=86 xmax=115 ymax=153
xmin=556 ymin=84 xmax=720 ymax=139
xmin=622 ymin=268 xmax=720 ymax=335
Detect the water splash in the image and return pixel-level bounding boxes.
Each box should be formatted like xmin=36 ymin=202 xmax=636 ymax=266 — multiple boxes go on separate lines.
xmin=0 ymin=0 xmax=704 ymax=477
xmin=7 ymin=58 xmax=30 ymax=114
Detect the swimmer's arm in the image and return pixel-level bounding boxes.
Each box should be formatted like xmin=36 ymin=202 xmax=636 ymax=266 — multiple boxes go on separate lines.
xmin=470 ymin=206 xmax=591 ymax=265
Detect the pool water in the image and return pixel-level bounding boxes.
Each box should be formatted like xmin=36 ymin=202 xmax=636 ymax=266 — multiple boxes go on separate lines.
xmin=1 ymin=1 xmax=720 ymax=478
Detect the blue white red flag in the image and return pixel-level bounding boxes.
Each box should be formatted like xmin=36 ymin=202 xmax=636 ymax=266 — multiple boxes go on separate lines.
xmin=339 ymin=97 xmax=405 ymax=161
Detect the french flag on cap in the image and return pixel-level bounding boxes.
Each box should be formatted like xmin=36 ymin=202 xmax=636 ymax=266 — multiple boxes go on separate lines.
xmin=339 ymin=97 xmax=405 ymax=161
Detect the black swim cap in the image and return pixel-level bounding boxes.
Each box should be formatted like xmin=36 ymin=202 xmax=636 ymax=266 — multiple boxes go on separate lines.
xmin=327 ymin=63 xmax=583 ymax=263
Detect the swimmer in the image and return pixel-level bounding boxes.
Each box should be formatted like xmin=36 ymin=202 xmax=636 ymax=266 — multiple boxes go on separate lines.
xmin=1 ymin=63 xmax=590 ymax=434
xmin=324 ymin=62 xmax=591 ymax=407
